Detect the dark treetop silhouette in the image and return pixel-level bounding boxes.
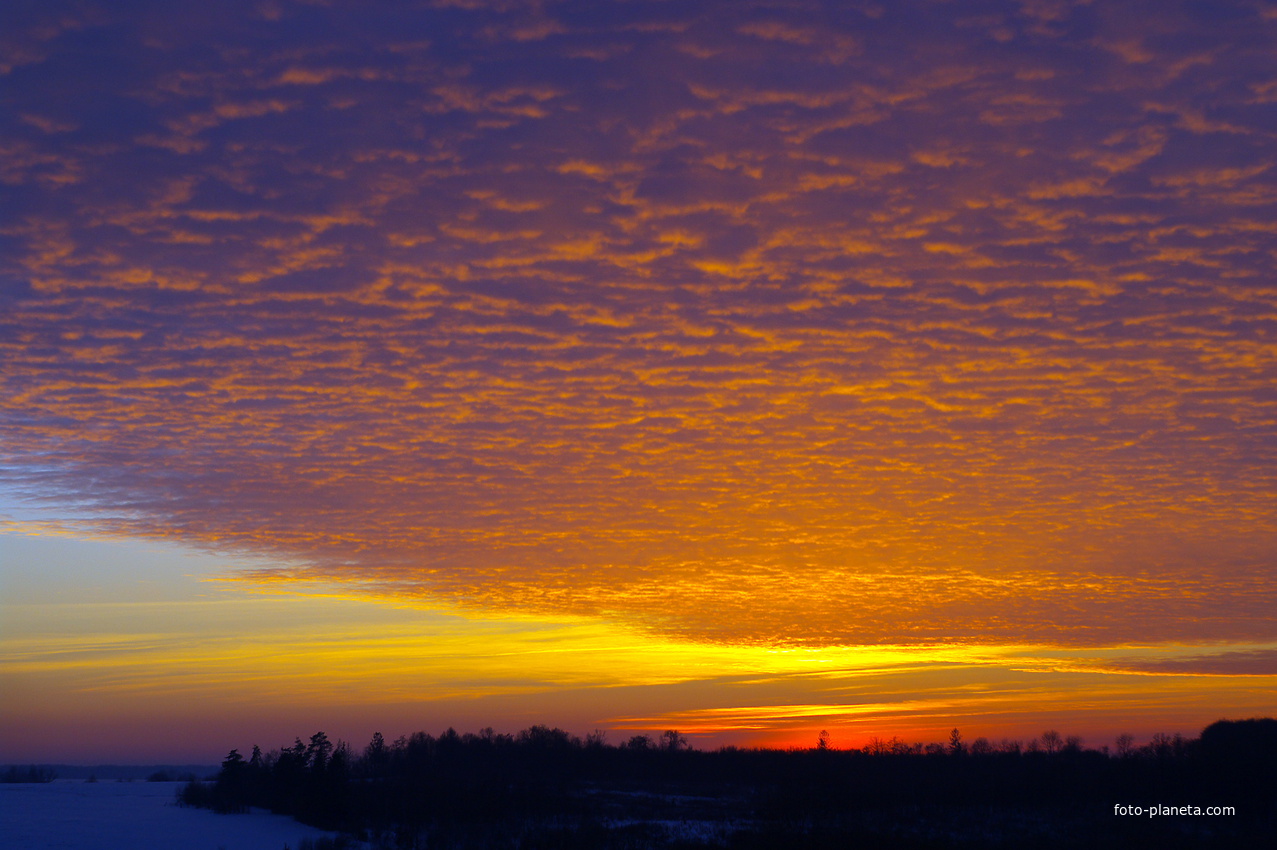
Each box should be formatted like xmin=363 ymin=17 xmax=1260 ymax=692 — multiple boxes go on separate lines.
xmin=183 ymin=718 xmax=1277 ymax=849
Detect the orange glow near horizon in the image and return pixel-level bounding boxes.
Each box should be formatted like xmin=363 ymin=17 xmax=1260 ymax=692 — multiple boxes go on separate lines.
xmin=3 ymin=530 xmax=1273 ymax=762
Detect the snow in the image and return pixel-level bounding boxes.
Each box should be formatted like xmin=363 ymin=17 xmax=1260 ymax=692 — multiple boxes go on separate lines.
xmin=606 ymin=817 xmax=746 ymax=844
xmin=0 ymin=781 xmax=342 ymax=850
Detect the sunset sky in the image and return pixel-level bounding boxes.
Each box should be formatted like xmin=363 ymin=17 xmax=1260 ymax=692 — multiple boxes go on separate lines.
xmin=2 ymin=0 xmax=1275 ymax=764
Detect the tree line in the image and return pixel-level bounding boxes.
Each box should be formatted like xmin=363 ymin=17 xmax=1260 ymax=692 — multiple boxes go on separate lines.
xmin=181 ymin=718 xmax=1277 ymax=849
xmin=1 ymin=764 xmax=57 ymax=783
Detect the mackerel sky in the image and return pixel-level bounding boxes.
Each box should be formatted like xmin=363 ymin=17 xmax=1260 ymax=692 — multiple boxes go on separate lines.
xmin=2 ymin=0 xmax=1276 ymax=756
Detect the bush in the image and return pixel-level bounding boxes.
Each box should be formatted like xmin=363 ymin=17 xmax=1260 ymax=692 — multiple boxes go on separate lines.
xmin=177 ymin=780 xmax=214 ymax=808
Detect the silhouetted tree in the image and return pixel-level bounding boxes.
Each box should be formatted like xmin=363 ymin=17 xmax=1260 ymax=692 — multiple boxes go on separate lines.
xmin=214 ymin=749 xmax=249 ymax=813
xmin=518 ymin=724 xmax=576 ymax=751
xmin=626 ymin=734 xmax=652 ymax=750
xmin=1200 ymin=718 xmax=1277 ymax=761
xmin=181 ymin=717 xmax=1277 ymax=848
xmin=2 ymin=765 xmax=56 ymax=783
xmin=307 ymin=731 xmax=333 ymax=772
xmin=364 ymin=731 xmax=388 ymax=776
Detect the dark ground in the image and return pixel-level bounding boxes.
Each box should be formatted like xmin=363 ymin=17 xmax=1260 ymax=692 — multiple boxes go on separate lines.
xmin=182 ymin=719 xmax=1277 ymax=849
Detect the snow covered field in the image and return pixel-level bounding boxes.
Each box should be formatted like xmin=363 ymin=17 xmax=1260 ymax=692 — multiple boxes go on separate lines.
xmin=0 ymin=780 xmax=342 ymax=850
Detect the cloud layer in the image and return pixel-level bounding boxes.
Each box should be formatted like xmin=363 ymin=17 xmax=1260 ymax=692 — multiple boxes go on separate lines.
xmin=3 ymin=0 xmax=1276 ymax=646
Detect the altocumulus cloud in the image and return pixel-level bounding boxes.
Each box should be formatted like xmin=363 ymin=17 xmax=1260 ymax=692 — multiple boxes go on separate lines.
xmin=2 ymin=0 xmax=1276 ymax=646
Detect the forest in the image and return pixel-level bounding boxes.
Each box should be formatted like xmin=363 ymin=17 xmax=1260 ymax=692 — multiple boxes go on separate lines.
xmin=181 ymin=718 xmax=1277 ymax=849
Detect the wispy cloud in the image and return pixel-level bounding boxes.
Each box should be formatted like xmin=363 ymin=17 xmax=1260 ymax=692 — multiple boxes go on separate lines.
xmin=2 ymin=0 xmax=1275 ymax=649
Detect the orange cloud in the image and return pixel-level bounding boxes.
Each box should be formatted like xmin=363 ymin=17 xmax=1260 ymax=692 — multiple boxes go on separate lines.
xmin=2 ymin=0 xmax=1275 ymax=661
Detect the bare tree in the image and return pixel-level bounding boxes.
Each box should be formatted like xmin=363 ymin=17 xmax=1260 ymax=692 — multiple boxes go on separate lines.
xmin=626 ymin=734 xmax=652 ymax=750
xmin=661 ymin=730 xmax=687 ymax=751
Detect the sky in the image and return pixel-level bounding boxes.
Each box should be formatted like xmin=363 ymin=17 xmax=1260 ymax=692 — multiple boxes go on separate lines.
xmin=2 ymin=0 xmax=1275 ymax=763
